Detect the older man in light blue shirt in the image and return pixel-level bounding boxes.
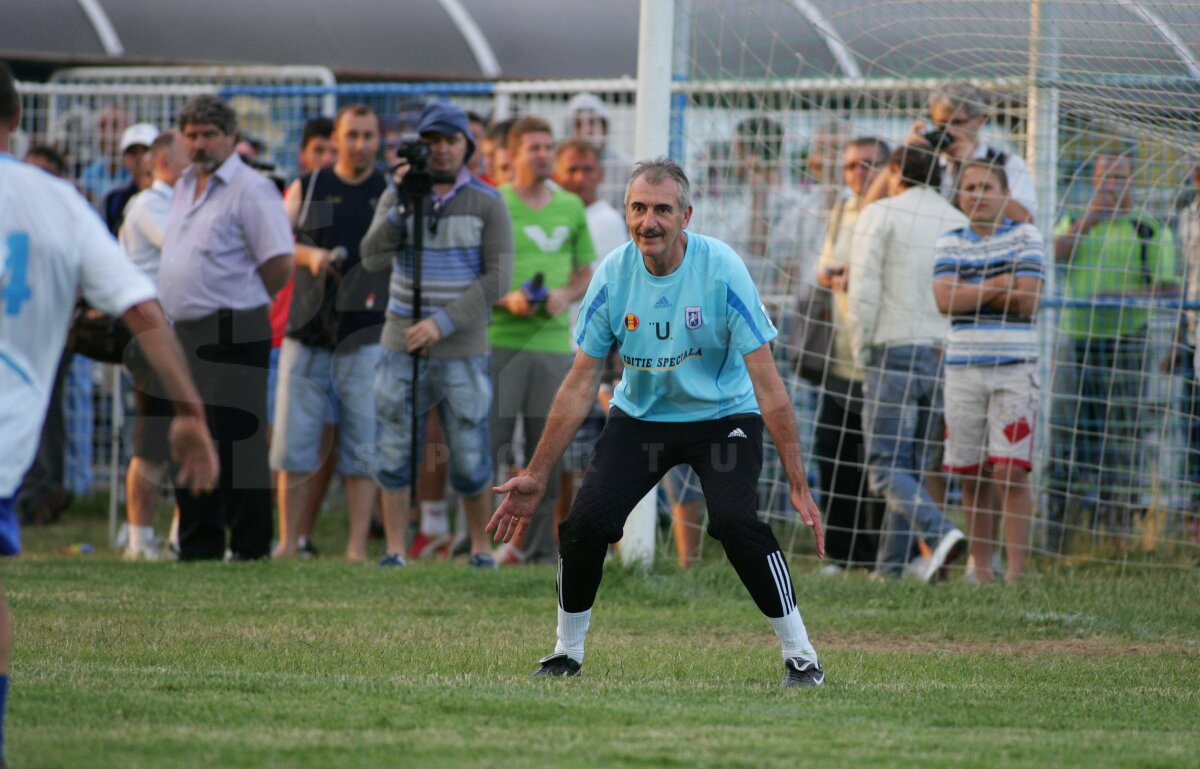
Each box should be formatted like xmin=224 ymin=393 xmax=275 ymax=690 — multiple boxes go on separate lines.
xmin=158 ymin=95 xmax=293 ymax=561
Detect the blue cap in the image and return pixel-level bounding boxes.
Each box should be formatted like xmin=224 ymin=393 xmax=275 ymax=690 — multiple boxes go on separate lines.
xmin=417 ymin=100 xmax=475 ymax=164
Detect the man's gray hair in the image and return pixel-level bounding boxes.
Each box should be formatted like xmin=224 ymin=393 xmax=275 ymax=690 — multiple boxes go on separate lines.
xmin=625 ymin=157 xmax=692 ymax=210
xmin=177 ymin=95 xmax=238 ymax=135
xmin=928 ymin=81 xmax=988 ymax=120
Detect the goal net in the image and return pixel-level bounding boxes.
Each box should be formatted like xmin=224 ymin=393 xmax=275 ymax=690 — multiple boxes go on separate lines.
xmin=673 ymin=0 xmax=1200 ymax=573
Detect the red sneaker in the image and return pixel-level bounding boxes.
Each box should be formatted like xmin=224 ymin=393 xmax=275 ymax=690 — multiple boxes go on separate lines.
xmin=409 ymin=531 xmax=452 ymax=560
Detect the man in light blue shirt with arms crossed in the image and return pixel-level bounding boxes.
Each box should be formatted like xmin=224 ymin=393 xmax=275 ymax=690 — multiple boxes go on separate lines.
xmin=489 ymin=158 xmax=826 ymax=688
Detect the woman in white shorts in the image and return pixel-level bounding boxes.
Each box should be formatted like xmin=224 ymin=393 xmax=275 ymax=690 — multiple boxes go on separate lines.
xmin=932 ymin=161 xmax=1045 ymax=584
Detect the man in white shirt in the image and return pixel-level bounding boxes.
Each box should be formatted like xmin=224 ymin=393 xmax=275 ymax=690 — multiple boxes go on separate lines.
xmin=0 ymin=61 xmax=217 ymax=766
xmin=565 ymin=93 xmax=634 ymax=211
xmin=553 ymin=138 xmax=628 ymax=261
xmin=848 ymin=143 xmax=969 ymax=581
xmin=118 ymin=129 xmax=189 ymax=559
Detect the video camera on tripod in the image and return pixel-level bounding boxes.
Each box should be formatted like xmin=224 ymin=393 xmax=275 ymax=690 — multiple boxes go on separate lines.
xmin=391 ymin=134 xmax=435 ymax=201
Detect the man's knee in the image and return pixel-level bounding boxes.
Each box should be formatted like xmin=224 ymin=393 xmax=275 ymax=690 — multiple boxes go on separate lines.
xmin=558 ymin=485 xmax=628 ymax=555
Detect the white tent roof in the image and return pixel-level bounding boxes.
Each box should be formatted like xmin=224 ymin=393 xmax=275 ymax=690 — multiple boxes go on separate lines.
xmin=3 ymin=0 xmax=1198 ymax=81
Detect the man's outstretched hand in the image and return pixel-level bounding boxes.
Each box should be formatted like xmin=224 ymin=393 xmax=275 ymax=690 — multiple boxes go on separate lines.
xmin=487 ymin=474 xmax=547 ymax=543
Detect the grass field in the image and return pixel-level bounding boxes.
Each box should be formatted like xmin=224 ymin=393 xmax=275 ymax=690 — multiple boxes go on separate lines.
xmin=6 ymin=498 xmax=1198 ymax=768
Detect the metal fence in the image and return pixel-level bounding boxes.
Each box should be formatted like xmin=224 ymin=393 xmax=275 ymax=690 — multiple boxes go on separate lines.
xmin=13 ymin=67 xmax=1199 ymax=561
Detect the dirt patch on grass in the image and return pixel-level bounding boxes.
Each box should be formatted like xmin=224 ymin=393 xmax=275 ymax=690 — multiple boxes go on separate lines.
xmin=818 ymin=634 xmax=1199 ymax=656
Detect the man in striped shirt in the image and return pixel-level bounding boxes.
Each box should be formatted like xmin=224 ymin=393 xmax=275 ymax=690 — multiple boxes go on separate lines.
xmin=361 ymin=101 xmax=514 ymax=568
xmin=933 ymin=160 xmax=1044 ymax=583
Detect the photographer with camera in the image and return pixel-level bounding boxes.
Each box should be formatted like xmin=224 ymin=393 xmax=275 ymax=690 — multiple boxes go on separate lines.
xmin=868 ymin=82 xmax=1035 ymax=223
xmin=270 ymin=104 xmax=388 ymax=562
xmin=361 ymin=101 xmax=514 ymax=568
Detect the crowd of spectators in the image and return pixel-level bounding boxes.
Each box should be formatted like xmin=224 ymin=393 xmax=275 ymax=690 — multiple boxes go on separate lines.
xmin=11 ymin=79 xmax=1198 ymax=580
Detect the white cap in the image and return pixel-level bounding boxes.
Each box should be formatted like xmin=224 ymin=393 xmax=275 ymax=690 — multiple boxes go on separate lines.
xmin=565 ymin=93 xmax=611 ymax=125
xmin=119 ymin=123 xmax=159 ymax=154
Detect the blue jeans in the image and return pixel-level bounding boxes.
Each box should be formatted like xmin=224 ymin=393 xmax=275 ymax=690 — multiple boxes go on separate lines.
xmin=861 ymin=345 xmax=956 ymax=576
xmin=270 ymin=340 xmax=379 ymax=476
xmin=375 ymin=349 xmax=493 ymax=496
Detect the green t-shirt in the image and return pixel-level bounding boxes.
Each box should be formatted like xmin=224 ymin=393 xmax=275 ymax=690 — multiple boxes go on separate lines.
xmin=490 ymin=186 xmax=596 ymax=354
xmin=1055 ymin=214 xmax=1177 ymax=339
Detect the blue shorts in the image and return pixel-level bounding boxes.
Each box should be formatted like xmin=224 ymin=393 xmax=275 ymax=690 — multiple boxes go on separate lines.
xmin=375 ymin=349 xmax=493 ymax=496
xmin=659 ymin=464 xmax=703 ymax=507
xmin=267 ymin=346 xmax=280 ymax=426
xmin=0 ymin=496 xmax=21 ymax=556
xmin=269 ymin=339 xmax=379 ymax=476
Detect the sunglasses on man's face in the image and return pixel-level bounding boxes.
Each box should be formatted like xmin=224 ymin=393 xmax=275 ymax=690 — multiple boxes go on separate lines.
xmin=843 ymin=161 xmax=876 ymax=172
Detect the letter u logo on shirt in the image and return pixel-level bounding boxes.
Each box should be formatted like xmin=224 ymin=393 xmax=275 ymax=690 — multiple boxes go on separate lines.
xmin=655 ymin=321 xmax=670 ymax=340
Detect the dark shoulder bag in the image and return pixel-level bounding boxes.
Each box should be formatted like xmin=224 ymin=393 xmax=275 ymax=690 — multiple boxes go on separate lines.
xmin=786 ymin=200 xmax=844 ymax=385
xmin=67 ymin=300 xmax=132 ymax=364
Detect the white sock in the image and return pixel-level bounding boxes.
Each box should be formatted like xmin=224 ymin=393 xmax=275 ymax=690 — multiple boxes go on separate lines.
xmin=553 ymin=606 xmax=591 ymax=664
xmin=419 ymin=501 xmax=449 ymax=536
xmin=769 ymin=607 xmax=817 ymax=663
xmin=128 ymin=525 xmax=155 ymax=550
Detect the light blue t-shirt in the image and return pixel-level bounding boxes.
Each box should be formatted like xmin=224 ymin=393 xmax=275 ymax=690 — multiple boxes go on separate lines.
xmin=574 ymin=231 xmax=777 ymax=422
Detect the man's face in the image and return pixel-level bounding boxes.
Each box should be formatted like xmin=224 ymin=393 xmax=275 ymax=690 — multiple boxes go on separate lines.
xmin=490 ymin=146 xmax=513 ymax=185
xmin=1092 ymin=155 xmax=1134 ymax=213
xmin=513 ymin=130 xmax=555 ymax=183
xmin=625 ymin=176 xmax=692 ymax=262
xmin=182 ymin=122 xmax=236 ymax=175
xmin=808 ymin=132 xmax=845 ymax=185
xmin=572 ymin=111 xmax=607 ymax=150
xmin=299 ymin=136 xmax=334 ymax=175
xmin=956 ymin=165 xmax=1007 ymax=225
xmin=929 ymin=104 xmax=985 ymax=160
xmin=96 ymin=106 xmax=128 ymax=157
xmin=335 ymin=113 xmax=380 ymax=176
xmin=122 ymin=144 xmax=148 ymax=175
xmin=161 ymin=138 xmax=190 ymax=185
xmin=842 ymin=144 xmax=881 ymax=197
xmin=421 ymin=130 xmax=468 ymax=176
xmin=553 ymin=147 xmax=602 ymax=205
xmin=468 ymin=119 xmax=487 ymax=174
xmin=235 ymin=139 xmax=258 ymax=162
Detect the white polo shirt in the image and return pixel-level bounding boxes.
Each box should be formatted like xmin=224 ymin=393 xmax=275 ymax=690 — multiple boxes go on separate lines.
xmin=119 ymin=179 xmax=173 ymax=281
xmin=0 ymin=154 xmax=156 ymax=496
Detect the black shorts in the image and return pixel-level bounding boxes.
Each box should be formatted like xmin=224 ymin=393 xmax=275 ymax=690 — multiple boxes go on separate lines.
xmin=125 ymin=340 xmax=172 ymax=463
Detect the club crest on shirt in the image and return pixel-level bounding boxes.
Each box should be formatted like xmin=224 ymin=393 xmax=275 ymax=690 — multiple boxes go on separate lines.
xmin=685 ymin=306 xmax=702 ymax=329
xmin=624 ymin=313 xmax=639 ymax=331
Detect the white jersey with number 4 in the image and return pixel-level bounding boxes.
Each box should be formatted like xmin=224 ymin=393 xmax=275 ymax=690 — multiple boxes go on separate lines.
xmin=0 ymin=154 xmax=156 ymax=496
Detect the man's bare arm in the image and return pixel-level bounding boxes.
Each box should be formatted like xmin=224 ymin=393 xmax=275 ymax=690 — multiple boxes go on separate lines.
xmin=743 ymin=344 xmax=825 ymax=557
xmin=257 ymin=253 xmax=294 ymax=297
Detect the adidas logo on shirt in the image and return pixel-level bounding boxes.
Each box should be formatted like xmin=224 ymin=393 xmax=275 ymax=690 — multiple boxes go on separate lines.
xmin=654 ymin=296 xmax=672 ymax=309
xmin=727 ymin=428 xmax=747 ymax=439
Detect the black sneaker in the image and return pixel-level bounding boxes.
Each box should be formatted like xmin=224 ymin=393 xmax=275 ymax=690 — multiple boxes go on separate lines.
xmin=782 ymin=657 xmax=825 ymax=688
xmin=298 ymin=538 xmax=319 ymax=559
xmin=532 ymin=653 xmax=581 ymax=677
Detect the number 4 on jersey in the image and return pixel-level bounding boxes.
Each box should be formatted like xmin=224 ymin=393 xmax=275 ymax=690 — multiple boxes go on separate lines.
xmin=2 ymin=232 xmax=32 ymax=316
